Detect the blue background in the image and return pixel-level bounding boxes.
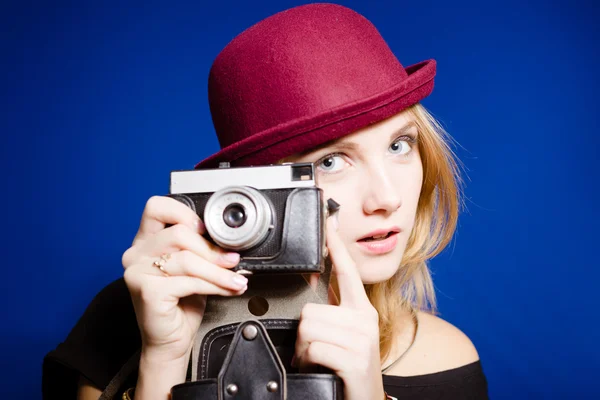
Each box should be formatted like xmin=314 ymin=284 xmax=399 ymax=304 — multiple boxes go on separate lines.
xmin=2 ymin=0 xmax=598 ymax=398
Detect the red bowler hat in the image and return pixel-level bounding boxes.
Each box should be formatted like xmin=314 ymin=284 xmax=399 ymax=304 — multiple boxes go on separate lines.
xmin=195 ymin=3 xmax=436 ymax=169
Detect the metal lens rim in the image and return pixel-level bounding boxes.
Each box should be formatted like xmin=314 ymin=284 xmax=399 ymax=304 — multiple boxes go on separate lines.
xmin=204 ymin=186 xmax=272 ymax=251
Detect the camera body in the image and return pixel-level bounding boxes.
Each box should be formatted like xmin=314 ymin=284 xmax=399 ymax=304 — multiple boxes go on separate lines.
xmin=169 ymin=162 xmax=327 ymax=274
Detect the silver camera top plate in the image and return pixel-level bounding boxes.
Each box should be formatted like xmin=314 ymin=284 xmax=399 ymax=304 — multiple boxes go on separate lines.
xmin=170 ymin=162 xmax=315 ymax=194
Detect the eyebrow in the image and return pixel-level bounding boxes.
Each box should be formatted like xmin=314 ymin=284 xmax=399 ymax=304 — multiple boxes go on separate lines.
xmin=301 ymin=121 xmax=418 ymax=157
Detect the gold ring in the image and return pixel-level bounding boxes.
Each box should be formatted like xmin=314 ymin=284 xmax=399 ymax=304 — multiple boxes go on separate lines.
xmin=152 ymin=253 xmax=171 ymax=276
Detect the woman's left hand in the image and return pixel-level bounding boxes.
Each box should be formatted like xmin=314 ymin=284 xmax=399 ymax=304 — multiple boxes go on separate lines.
xmin=294 ymin=218 xmax=386 ymax=400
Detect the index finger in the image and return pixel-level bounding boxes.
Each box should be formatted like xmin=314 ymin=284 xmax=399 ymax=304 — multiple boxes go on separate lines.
xmin=326 ymin=218 xmax=370 ymax=308
xmin=137 ymin=196 xmax=204 ymax=240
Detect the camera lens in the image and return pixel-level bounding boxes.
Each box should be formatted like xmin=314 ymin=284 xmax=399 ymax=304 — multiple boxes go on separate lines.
xmin=223 ymin=203 xmax=247 ymax=228
xmin=204 ymin=186 xmax=273 ymax=251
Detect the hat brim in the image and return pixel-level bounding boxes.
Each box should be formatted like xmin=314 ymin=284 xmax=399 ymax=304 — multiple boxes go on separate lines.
xmin=195 ymin=59 xmax=436 ymax=169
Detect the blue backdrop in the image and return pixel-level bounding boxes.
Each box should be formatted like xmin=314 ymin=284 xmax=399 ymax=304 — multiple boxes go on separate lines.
xmin=2 ymin=0 xmax=598 ymax=398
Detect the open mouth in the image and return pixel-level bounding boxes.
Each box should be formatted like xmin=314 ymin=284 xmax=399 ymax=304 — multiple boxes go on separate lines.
xmin=357 ymin=232 xmax=397 ymax=242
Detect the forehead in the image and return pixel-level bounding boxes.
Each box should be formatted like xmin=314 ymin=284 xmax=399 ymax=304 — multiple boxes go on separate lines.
xmin=296 ymin=110 xmax=416 ymax=157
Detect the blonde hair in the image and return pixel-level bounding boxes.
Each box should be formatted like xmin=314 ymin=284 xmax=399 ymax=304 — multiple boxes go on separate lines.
xmin=278 ymin=103 xmax=463 ymax=364
xmin=367 ymin=103 xmax=463 ymax=363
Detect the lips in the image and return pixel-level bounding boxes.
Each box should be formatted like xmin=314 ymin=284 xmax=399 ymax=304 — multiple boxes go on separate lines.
xmin=357 ymin=227 xmax=401 ymax=242
xmin=356 ymin=228 xmax=400 ymax=255
xmin=358 ymin=232 xmax=395 ymax=242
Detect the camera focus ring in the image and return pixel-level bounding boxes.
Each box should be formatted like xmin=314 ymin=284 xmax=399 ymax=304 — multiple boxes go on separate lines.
xmin=204 ymin=186 xmax=272 ymax=251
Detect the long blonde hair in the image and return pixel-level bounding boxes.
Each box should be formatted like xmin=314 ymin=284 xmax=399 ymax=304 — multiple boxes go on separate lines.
xmin=367 ymin=103 xmax=463 ymax=363
xmin=279 ymin=103 xmax=463 ymax=364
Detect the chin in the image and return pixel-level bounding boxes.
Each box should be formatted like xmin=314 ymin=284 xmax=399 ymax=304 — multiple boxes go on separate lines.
xmin=352 ymin=249 xmax=404 ymax=285
xmin=346 ymin=235 xmax=410 ymax=284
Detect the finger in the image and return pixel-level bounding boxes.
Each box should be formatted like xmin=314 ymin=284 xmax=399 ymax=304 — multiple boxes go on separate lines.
xmin=147 ymin=223 xmax=239 ymax=267
xmin=300 ymin=303 xmax=376 ymax=332
xmin=296 ymin=341 xmax=350 ymax=372
xmin=137 ymin=196 xmax=204 ymax=241
xmin=124 ymin=270 xmax=246 ymax=302
xmin=326 ymin=218 xmax=370 ymax=308
xmin=296 ymin=318 xmax=361 ymax=358
xmin=147 ymin=250 xmax=249 ymax=292
xmin=161 ymin=275 xmax=247 ymax=298
xmin=307 ymin=273 xmax=319 ymax=291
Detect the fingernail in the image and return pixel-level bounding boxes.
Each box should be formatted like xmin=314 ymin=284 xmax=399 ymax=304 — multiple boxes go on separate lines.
xmin=222 ymin=252 xmax=240 ymax=264
xmin=232 ymin=275 xmax=248 ymax=289
xmin=327 ymin=198 xmax=340 ymax=213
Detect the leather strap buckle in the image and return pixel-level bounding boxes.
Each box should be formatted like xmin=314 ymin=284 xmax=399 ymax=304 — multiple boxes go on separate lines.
xmin=217 ymin=320 xmax=286 ymax=399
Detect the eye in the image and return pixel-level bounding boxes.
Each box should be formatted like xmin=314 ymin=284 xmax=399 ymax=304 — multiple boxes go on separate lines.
xmin=315 ymin=153 xmax=346 ymax=173
xmin=389 ymin=137 xmax=414 ymax=156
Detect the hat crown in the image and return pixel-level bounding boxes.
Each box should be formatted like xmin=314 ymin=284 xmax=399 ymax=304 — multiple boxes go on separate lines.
xmin=208 ymin=3 xmax=407 ymax=149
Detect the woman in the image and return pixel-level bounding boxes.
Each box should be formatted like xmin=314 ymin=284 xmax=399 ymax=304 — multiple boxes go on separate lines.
xmin=44 ymin=3 xmax=488 ymax=399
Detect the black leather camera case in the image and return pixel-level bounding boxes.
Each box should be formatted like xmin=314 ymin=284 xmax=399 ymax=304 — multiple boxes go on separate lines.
xmin=169 ymin=187 xmax=326 ymax=274
xmin=171 ymin=320 xmax=343 ymax=400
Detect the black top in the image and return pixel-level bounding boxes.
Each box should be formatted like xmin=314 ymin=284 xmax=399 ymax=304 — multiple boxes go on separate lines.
xmin=42 ymin=278 xmax=488 ymax=399
xmin=383 ymin=361 xmax=487 ymax=399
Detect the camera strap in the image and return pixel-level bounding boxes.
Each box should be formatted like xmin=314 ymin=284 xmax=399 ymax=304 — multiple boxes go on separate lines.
xmin=190 ymin=259 xmax=332 ymax=381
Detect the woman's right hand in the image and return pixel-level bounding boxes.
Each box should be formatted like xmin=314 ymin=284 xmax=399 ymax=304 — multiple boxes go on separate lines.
xmin=122 ymin=195 xmax=249 ymax=366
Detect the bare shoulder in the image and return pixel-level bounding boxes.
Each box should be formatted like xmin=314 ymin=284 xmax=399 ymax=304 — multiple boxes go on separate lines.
xmin=385 ymin=311 xmax=480 ymax=376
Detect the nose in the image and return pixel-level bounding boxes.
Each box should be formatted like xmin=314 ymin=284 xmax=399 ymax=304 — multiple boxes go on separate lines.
xmin=362 ymin=163 xmax=402 ymax=215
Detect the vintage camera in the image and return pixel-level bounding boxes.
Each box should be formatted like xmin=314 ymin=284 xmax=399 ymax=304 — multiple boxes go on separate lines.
xmin=168 ymin=162 xmax=328 ymax=275
xmin=167 ymin=162 xmax=344 ymax=399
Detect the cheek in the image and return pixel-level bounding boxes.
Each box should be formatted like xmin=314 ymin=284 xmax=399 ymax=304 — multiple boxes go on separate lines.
xmin=317 ymin=181 xmax=360 ymax=238
xmin=318 ymin=180 xmax=357 ymax=211
xmin=406 ymin=163 xmax=424 ymax=208
xmin=400 ymin=164 xmax=424 ymax=232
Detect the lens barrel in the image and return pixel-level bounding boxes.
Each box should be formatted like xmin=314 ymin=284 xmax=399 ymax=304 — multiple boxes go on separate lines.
xmin=204 ymin=186 xmax=272 ymax=251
